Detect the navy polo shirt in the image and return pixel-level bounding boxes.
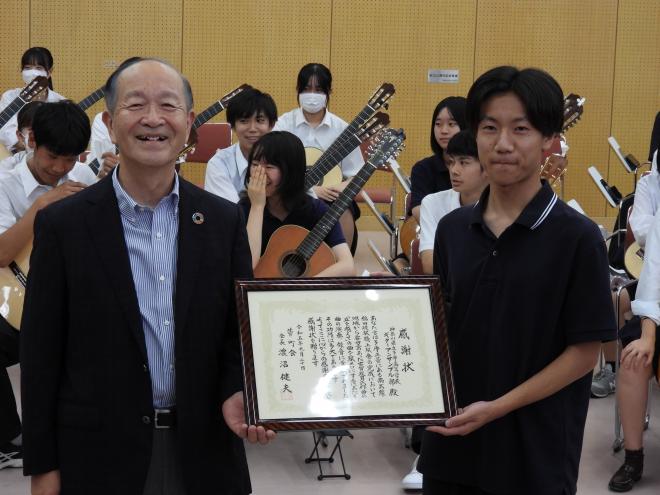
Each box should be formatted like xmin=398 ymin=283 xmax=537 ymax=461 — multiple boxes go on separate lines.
xmin=239 ymin=196 xmax=346 ymax=256
xmin=409 ymin=154 xmax=452 ymax=212
xmin=419 ymin=181 xmax=616 ymax=495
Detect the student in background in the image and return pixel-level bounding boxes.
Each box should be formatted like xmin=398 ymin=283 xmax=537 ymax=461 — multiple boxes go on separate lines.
xmin=205 ymin=88 xmax=277 ymax=202
xmin=0 ymin=101 xmax=43 ymax=171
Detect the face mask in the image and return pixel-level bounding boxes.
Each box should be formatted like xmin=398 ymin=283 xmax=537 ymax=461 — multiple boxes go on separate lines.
xmin=299 ymin=93 xmax=327 ymax=114
xmin=22 ymin=68 xmax=48 ymax=85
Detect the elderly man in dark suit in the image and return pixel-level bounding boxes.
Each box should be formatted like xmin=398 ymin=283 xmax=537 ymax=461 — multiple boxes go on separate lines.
xmin=20 ymin=57 xmax=274 ymax=495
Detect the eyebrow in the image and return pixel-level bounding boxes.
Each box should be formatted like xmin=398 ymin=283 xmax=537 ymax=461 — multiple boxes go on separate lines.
xmin=122 ymin=89 xmax=183 ymax=101
xmin=480 ymin=115 xmax=529 ymax=123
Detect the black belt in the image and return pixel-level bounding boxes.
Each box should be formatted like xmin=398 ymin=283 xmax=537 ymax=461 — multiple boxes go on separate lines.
xmin=153 ymin=408 xmax=177 ymax=429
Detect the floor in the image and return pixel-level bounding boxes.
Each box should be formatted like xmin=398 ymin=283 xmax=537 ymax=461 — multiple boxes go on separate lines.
xmin=2 ymin=231 xmax=659 ymax=494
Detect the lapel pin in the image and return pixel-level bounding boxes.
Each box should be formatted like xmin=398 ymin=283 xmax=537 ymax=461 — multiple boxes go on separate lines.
xmin=192 ymin=212 xmax=205 ymax=225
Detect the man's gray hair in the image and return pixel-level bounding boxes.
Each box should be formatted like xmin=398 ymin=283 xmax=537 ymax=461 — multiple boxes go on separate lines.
xmin=104 ymin=57 xmax=194 ymax=113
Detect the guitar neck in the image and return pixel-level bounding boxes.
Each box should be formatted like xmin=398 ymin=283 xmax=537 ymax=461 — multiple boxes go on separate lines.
xmin=87 ymin=144 xmax=118 ymax=175
xmin=193 ymin=101 xmax=224 ymax=130
xmin=0 ymin=96 xmax=26 ymax=130
xmin=78 ymin=87 xmax=105 ymax=112
xmin=304 ymin=104 xmax=377 ymax=189
xmin=299 ymin=160 xmax=377 ymax=259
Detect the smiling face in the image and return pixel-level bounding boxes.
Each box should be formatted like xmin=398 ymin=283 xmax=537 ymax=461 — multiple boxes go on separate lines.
xmin=250 ymin=159 xmax=282 ymax=198
xmin=476 ymin=92 xmax=553 ymax=189
xmin=102 ymin=60 xmax=194 ymax=172
xmin=235 ymin=112 xmax=273 ymax=157
xmin=433 ymin=107 xmax=461 ymax=151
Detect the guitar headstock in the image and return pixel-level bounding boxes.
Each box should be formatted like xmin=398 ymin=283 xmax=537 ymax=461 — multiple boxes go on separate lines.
xmin=540 ymin=153 xmax=568 ymax=184
xmin=367 ymin=83 xmax=396 ymax=111
xmin=356 ymin=112 xmax=390 ymax=142
xmin=219 ymin=83 xmax=251 ymax=108
xmin=367 ymin=128 xmax=406 ymax=169
xmin=20 ymin=76 xmax=49 ymax=102
xmin=563 ymin=93 xmax=585 ymax=132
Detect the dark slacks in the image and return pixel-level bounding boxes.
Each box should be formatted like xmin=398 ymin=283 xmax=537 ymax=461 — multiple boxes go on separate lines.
xmin=0 ymin=319 xmax=20 ymax=444
xmin=423 ymin=477 xmax=499 ymax=495
xmin=143 ymin=428 xmax=187 ymax=495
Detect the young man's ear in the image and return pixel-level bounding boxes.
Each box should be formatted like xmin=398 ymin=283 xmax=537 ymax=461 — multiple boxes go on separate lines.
xmin=102 ymin=111 xmax=115 ymax=143
xmin=541 ymin=134 xmax=558 ymax=153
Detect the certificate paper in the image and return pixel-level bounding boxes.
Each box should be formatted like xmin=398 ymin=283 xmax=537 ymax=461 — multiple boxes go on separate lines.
xmin=235 ymin=278 xmax=457 ymax=430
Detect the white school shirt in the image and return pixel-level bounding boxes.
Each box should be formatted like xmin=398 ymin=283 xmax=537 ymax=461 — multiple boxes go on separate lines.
xmin=204 ymin=143 xmax=248 ymax=203
xmin=629 ymin=170 xmax=660 ymax=249
xmin=0 ymin=150 xmax=27 ymax=172
xmin=273 ymin=107 xmax=363 ymax=177
xmin=0 ymin=87 xmax=65 ymax=149
xmin=0 ymin=153 xmax=97 ymax=233
xmin=418 ymin=189 xmax=461 ymax=252
xmin=631 ymin=210 xmax=660 ymax=324
xmin=84 ymin=112 xmax=115 ymax=167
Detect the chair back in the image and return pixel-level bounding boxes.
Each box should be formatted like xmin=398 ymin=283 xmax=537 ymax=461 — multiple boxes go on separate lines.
xmin=186 ymin=123 xmax=232 ymax=162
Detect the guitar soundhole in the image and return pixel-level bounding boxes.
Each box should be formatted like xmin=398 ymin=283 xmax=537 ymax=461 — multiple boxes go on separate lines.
xmin=281 ymin=253 xmax=307 ymax=278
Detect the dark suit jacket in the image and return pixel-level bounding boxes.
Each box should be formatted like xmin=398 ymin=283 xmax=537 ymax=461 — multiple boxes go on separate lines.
xmin=20 ymin=175 xmax=252 ymax=494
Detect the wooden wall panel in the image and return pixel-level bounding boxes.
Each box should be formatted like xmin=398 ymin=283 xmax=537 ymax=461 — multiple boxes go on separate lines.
xmin=182 ymin=0 xmax=332 ymax=123
xmin=29 ymin=0 xmax=183 ymax=119
xmin=0 ymin=1 xmax=30 ymax=96
xmin=331 ymin=0 xmax=477 ymax=214
xmin=609 ymin=0 xmax=660 ymax=201
xmin=475 ymin=0 xmax=618 ymax=218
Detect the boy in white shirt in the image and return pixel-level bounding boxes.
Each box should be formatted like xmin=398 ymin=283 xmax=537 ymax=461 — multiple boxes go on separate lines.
xmin=0 ymin=100 xmax=94 ymax=470
xmin=205 ymin=88 xmax=277 ymax=202
xmin=418 ymin=130 xmax=488 ymax=274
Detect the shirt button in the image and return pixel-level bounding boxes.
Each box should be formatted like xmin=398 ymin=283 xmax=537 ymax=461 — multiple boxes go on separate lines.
xmin=156 ymin=232 xmax=162 ymax=239
xmin=164 ymin=320 xmax=170 ymax=326
xmin=142 ymin=364 xmax=148 ymax=372
xmin=492 ymin=250 xmax=498 ymax=257
xmin=142 ymin=415 xmax=151 ymax=425
xmin=159 ymin=275 xmax=165 ymax=281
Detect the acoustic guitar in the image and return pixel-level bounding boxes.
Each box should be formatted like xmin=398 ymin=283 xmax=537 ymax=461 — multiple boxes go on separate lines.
xmin=254 ymin=128 xmax=405 ymax=278
xmin=305 ymin=83 xmax=395 ymax=190
xmin=86 ymin=84 xmax=250 ymax=175
xmin=304 ymin=111 xmax=389 ymax=188
xmin=624 ymin=241 xmax=643 ymax=279
xmin=78 ymin=86 xmax=105 ymax=112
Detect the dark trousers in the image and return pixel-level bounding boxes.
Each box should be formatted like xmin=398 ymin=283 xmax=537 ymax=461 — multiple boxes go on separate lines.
xmin=143 ymin=429 xmax=187 ymax=495
xmin=0 ymin=319 xmax=20 ymax=444
xmin=423 ymin=477 xmax=498 ymax=495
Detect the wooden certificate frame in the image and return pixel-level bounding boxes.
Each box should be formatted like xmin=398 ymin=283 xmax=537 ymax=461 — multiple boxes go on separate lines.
xmin=234 ymin=276 xmax=457 ymax=431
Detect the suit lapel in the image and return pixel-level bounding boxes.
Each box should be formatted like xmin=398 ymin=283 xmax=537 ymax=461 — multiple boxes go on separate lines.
xmin=85 ymin=178 xmax=148 ymax=362
xmin=174 ymin=180 xmax=204 ymax=342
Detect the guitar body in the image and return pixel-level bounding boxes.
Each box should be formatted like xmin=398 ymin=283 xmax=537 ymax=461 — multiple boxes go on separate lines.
xmin=305 ymin=147 xmax=343 ymax=187
xmin=624 ymin=241 xmax=643 ymax=280
xmin=399 ymin=216 xmax=419 ymax=259
xmin=254 ymin=225 xmax=336 ymax=278
xmin=0 ymin=242 xmax=32 ymax=330
xmin=0 ymin=144 xmax=10 ymax=160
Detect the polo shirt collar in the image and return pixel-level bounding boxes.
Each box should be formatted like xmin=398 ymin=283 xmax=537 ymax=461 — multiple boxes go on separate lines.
xmin=470 ymin=180 xmax=558 ymax=231
xmin=18 ymin=153 xmax=76 ymax=198
xmin=111 ymin=166 xmax=180 ymax=223
xmin=292 ymin=107 xmax=331 ymax=129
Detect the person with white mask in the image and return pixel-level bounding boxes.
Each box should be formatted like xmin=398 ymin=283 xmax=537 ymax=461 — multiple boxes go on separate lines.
xmin=0 ymin=47 xmax=65 ymax=152
xmin=274 ymin=63 xmax=363 ymax=252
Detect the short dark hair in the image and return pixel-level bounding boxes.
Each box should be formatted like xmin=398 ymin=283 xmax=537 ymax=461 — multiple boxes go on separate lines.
xmin=32 ymin=101 xmax=90 ymax=156
xmin=17 ymin=101 xmax=44 ymax=131
xmin=227 ymin=88 xmax=278 ymax=127
xmin=296 ymin=63 xmax=332 ymax=97
xmin=245 ymin=131 xmax=307 ymax=211
xmin=466 ymin=66 xmax=563 ymax=137
xmin=104 ymin=57 xmax=193 ymax=113
xmin=21 ymin=47 xmax=54 ymax=90
xmin=446 ymin=130 xmax=478 ymax=160
xmin=430 ymin=96 xmax=467 ymax=155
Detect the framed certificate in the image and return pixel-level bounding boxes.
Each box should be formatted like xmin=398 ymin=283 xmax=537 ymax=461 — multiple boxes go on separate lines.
xmin=234 ymin=276 xmax=457 ymax=431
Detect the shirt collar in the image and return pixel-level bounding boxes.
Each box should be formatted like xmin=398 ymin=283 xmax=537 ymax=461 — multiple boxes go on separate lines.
xmin=233 ymin=143 xmax=249 ymax=175
xmin=292 ymin=107 xmax=331 ymax=129
xmin=112 ymin=166 xmax=180 ymax=223
xmin=470 ymin=180 xmax=558 ymax=231
xmin=18 ymin=153 xmax=76 ymax=198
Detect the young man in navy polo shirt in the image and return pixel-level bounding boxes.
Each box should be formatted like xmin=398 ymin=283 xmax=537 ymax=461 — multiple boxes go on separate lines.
xmin=418 ymin=66 xmax=616 ymax=495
